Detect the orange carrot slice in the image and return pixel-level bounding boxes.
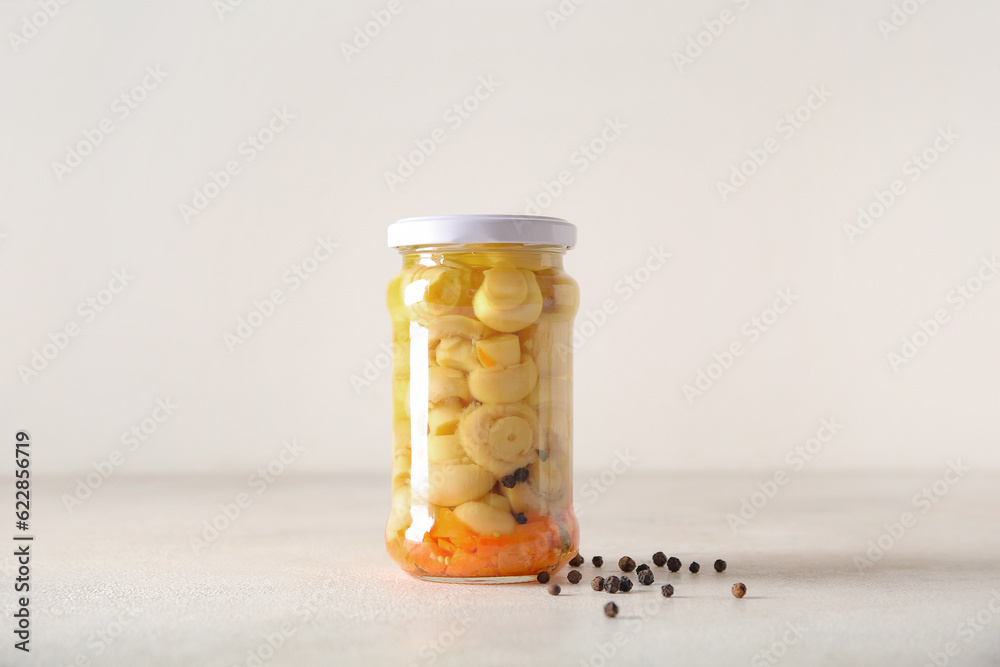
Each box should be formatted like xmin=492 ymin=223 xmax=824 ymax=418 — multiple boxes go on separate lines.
xmin=477 ymin=347 xmax=498 ymax=367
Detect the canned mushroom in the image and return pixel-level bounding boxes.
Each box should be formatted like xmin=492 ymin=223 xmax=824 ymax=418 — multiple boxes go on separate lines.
xmin=384 ymin=215 xmax=580 ymax=582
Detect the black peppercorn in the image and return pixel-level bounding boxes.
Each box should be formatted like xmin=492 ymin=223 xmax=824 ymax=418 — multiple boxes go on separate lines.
xmin=714 ymin=559 xmax=727 ymax=573
xmin=592 ymin=556 xmax=604 ymax=568
xmin=548 ymin=583 xmax=561 ymax=596
xmin=537 ymin=572 xmax=550 ymax=584
xmin=569 ymin=553 xmax=584 ymax=567
xmin=604 ymin=602 xmax=619 ymax=618
xmin=514 ymin=467 xmax=529 ymax=483
xmin=604 ymin=576 xmax=621 ymax=594
xmin=637 ymin=569 xmax=654 ymax=586
xmin=689 ymin=562 xmax=700 ymax=573
xmin=666 ymin=557 xmax=681 ymax=572
xmin=502 ymin=475 xmax=516 ymax=488
xmin=652 ymin=552 xmax=667 ymax=567
xmin=732 ymin=582 xmax=747 ymax=598
xmin=591 ymin=576 xmax=605 ymax=591
xmin=567 ymin=570 xmax=582 ymax=584
xmin=514 ymin=513 xmax=527 ymax=525
xmin=636 ymin=563 xmax=650 ymax=574
xmin=618 ymin=556 xmax=636 ymax=572
xmin=661 ymin=584 xmax=674 ymax=598
xmin=619 ymin=575 xmax=633 ymax=593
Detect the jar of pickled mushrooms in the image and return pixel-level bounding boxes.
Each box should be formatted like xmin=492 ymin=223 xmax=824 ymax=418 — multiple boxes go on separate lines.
xmin=385 ymin=215 xmax=579 ymax=582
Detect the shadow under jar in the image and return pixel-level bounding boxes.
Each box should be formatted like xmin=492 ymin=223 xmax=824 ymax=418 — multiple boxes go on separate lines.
xmin=385 ymin=215 xmax=580 ymax=582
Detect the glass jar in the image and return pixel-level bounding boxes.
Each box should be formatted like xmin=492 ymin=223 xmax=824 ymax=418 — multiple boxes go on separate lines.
xmin=385 ymin=215 xmax=580 ymax=582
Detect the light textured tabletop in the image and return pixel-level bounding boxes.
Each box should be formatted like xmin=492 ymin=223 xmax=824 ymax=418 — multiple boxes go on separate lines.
xmin=7 ymin=471 xmax=1000 ymax=666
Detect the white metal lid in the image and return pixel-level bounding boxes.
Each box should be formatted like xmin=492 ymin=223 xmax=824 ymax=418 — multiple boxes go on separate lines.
xmin=387 ymin=215 xmax=576 ymax=249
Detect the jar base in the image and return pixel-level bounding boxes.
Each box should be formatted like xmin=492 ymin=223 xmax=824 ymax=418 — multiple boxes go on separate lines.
xmin=412 ymin=574 xmax=539 ymax=584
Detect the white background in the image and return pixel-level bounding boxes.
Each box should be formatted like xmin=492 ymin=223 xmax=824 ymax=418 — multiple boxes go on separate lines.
xmin=2 ymin=0 xmax=998 ymax=479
